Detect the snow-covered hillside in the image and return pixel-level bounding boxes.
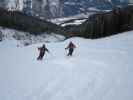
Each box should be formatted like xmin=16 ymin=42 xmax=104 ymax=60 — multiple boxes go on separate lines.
xmin=0 ymin=30 xmax=133 ymax=100
xmin=50 ymin=13 xmax=93 ymax=26
xmin=0 ymin=27 xmax=65 ymax=46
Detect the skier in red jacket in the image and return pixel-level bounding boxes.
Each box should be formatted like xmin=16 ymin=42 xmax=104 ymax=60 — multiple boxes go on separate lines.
xmin=65 ymin=41 xmax=76 ymax=56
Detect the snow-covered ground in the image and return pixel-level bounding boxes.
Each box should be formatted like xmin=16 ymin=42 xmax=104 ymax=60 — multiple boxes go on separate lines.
xmin=0 ymin=30 xmax=133 ymax=100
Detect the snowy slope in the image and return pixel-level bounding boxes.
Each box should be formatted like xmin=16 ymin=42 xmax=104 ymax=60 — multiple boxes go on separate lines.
xmin=0 ymin=27 xmax=65 ymax=46
xmin=0 ymin=31 xmax=133 ymax=100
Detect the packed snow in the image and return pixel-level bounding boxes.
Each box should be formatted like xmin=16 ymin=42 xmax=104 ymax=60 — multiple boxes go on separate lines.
xmin=0 ymin=30 xmax=133 ymax=100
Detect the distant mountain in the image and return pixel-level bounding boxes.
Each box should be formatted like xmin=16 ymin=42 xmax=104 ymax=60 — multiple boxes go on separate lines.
xmin=0 ymin=5 xmax=133 ymax=40
xmin=64 ymin=5 xmax=133 ymax=39
xmin=0 ymin=0 xmax=132 ymax=19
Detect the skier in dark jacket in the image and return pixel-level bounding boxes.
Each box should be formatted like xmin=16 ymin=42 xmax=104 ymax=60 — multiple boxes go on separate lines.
xmin=65 ymin=41 xmax=76 ymax=56
xmin=37 ymin=44 xmax=49 ymax=60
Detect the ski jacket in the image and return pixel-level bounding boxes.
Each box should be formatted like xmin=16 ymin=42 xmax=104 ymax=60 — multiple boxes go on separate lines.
xmin=65 ymin=42 xmax=76 ymax=49
xmin=38 ymin=46 xmax=49 ymax=53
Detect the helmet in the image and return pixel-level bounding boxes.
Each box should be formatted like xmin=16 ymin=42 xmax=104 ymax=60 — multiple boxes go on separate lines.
xmin=42 ymin=44 xmax=45 ymax=47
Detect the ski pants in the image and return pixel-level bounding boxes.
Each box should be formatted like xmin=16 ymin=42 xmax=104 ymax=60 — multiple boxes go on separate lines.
xmin=37 ymin=52 xmax=45 ymax=60
xmin=68 ymin=48 xmax=74 ymax=56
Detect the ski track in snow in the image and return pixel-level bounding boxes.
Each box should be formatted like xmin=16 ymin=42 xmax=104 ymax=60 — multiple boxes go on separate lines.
xmin=0 ymin=31 xmax=133 ymax=100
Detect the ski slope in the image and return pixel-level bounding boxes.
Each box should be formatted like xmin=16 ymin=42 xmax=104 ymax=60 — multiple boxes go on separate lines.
xmin=0 ymin=31 xmax=133 ymax=100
